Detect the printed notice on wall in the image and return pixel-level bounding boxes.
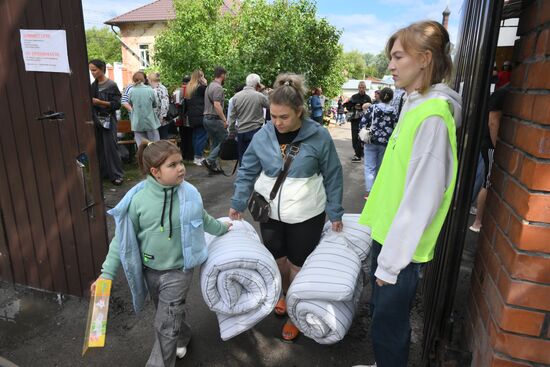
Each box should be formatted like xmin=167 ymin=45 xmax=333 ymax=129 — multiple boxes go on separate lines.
xmin=20 ymin=29 xmax=70 ymax=73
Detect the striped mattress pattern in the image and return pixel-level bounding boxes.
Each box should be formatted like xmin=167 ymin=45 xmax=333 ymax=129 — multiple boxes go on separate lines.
xmin=200 ymin=218 xmax=281 ymax=341
xmin=286 ymin=214 xmax=372 ymax=344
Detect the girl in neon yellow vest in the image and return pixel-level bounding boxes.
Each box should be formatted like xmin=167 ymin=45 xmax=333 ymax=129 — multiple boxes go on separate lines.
xmin=357 ymin=21 xmax=462 ymax=367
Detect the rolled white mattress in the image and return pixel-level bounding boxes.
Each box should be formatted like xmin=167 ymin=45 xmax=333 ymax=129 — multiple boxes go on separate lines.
xmin=286 ymin=214 xmax=371 ymax=344
xmin=201 ymin=218 xmax=281 ymax=341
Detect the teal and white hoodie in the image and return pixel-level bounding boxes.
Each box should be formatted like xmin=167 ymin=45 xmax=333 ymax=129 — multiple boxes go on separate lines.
xmin=231 ymin=118 xmax=344 ymax=224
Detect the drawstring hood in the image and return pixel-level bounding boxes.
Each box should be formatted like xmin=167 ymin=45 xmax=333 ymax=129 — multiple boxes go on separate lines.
xmin=160 ymin=189 xmax=167 ymax=232
xmin=168 ymin=187 xmax=174 ymax=240
xmin=160 ymin=187 xmax=175 ymax=240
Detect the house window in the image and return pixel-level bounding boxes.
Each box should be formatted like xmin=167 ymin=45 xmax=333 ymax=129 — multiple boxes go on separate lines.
xmin=139 ymin=44 xmax=150 ymax=68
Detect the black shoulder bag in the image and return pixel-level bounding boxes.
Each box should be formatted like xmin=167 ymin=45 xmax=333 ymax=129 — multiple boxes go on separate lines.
xmin=248 ymin=143 xmax=301 ymax=222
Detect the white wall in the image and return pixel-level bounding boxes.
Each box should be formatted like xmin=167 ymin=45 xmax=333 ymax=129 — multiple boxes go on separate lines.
xmin=498 ymin=18 xmax=519 ymax=47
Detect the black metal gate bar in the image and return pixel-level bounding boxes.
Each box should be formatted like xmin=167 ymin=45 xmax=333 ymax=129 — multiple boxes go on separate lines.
xmin=421 ymin=0 xmax=504 ymax=364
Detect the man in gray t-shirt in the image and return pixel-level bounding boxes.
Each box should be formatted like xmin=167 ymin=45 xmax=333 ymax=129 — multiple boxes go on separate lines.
xmin=202 ymin=66 xmax=228 ymax=172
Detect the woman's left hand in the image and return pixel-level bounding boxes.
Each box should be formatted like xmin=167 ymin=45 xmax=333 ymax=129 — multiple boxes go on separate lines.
xmin=92 ymin=97 xmax=102 ymax=106
xmin=332 ymin=220 xmax=343 ymax=232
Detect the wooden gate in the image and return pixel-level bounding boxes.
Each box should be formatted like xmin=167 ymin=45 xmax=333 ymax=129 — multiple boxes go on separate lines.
xmin=0 ymin=0 xmax=108 ymax=296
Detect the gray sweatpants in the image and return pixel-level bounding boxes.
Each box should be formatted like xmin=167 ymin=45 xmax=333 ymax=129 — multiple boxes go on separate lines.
xmin=143 ymin=268 xmax=193 ymax=367
xmin=134 ymin=130 xmax=160 ymax=147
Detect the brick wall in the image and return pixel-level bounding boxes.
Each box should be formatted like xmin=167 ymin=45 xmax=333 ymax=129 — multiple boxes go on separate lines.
xmin=467 ymin=1 xmax=550 ymax=366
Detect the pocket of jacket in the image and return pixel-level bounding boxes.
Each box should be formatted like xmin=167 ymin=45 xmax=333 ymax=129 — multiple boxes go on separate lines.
xmin=190 ymin=218 xmax=203 ymax=228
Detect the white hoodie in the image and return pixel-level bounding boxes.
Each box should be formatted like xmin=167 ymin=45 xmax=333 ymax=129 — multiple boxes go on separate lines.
xmin=374 ymin=83 xmax=462 ymax=284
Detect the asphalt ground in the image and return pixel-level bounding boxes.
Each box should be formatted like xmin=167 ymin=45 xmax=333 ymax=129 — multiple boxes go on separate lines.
xmin=0 ymin=121 xmax=463 ymax=367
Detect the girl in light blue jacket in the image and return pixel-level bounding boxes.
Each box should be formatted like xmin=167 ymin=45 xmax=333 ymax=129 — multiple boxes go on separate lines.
xmin=92 ymin=140 xmax=230 ymax=367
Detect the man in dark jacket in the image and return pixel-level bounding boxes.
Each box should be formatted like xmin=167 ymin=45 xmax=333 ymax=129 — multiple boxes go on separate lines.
xmin=344 ymin=81 xmax=372 ymax=162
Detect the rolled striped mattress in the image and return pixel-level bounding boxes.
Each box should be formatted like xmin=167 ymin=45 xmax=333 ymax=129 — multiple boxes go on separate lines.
xmin=286 ymin=214 xmax=372 ymax=344
xmin=200 ymin=218 xmax=281 ymax=341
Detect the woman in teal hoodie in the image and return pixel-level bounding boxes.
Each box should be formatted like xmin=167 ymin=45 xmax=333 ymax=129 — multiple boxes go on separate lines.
xmin=92 ymin=140 xmax=230 ymax=367
xmin=128 ymin=72 xmax=161 ymax=146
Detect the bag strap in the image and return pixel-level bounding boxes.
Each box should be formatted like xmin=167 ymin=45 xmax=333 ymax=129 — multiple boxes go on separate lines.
xmin=218 ymin=160 xmax=238 ymax=177
xmin=269 ymin=143 xmax=301 ymax=201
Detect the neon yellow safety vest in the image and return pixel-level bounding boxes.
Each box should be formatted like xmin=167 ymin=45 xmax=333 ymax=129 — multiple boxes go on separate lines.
xmin=358 ymin=98 xmax=458 ymax=263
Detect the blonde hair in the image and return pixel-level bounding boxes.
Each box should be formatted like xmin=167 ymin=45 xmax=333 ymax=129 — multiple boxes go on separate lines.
xmin=185 ymin=69 xmax=204 ymax=98
xmin=136 ymin=140 xmax=181 ymax=176
xmin=386 ymin=20 xmax=452 ymax=93
xmin=147 ymin=72 xmax=160 ymax=82
xmin=269 ymin=73 xmax=307 ymax=117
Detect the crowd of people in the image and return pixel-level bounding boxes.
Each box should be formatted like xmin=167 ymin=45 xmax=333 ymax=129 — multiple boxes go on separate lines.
xmin=89 ymin=19 xmax=465 ymax=367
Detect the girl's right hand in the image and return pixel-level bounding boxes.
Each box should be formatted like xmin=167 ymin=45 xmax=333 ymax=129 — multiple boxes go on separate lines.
xmin=90 ymin=277 xmax=106 ymax=294
xmin=228 ymin=208 xmax=242 ymax=220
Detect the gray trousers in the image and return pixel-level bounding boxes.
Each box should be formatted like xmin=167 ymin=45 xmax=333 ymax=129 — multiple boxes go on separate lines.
xmin=143 ymin=268 xmax=193 ymax=367
xmin=203 ymin=117 xmax=227 ymax=164
xmin=134 ymin=130 xmax=160 ymax=147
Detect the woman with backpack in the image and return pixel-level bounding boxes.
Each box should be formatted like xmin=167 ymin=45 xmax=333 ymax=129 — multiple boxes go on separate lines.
xmin=359 ymin=87 xmax=398 ymax=200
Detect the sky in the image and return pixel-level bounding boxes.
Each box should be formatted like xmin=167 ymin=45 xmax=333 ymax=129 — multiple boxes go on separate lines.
xmin=82 ymin=0 xmax=465 ymax=55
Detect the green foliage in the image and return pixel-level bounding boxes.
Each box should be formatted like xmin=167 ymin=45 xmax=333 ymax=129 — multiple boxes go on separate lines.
xmin=341 ymin=50 xmax=389 ymax=80
xmin=85 ymin=27 xmax=122 ymax=64
xmin=341 ymin=50 xmax=367 ymax=79
xmin=371 ymin=52 xmax=390 ymax=79
xmin=154 ymin=0 xmax=345 ymax=98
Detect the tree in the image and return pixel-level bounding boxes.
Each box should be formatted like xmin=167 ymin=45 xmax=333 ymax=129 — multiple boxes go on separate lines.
xmin=363 ymin=52 xmax=375 ymax=66
xmin=85 ymin=27 xmax=122 ymax=64
xmin=363 ymin=51 xmax=389 ymax=79
xmin=371 ymin=52 xmax=390 ymax=79
xmin=154 ymin=0 xmax=345 ymax=98
xmin=342 ymin=50 xmax=367 ymax=79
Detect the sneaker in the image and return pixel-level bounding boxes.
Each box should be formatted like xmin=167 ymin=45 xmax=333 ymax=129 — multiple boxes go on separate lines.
xmin=351 ymin=156 xmax=362 ymax=163
xmin=469 ymin=225 xmax=481 ymax=233
xmin=469 ymin=206 xmax=477 ymax=215
xmin=193 ymin=157 xmax=203 ymax=166
xmin=176 ymin=346 xmax=187 ymax=359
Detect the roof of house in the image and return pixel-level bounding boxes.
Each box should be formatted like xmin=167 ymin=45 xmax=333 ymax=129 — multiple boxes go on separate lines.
xmin=342 ymin=79 xmax=371 ymax=90
xmin=105 ymin=0 xmax=175 ymax=25
xmin=105 ymin=0 xmax=238 ymax=26
xmin=342 ymin=77 xmax=394 ymax=90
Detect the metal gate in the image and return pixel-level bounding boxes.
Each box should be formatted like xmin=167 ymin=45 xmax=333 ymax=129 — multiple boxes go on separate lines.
xmin=0 ymin=0 xmax=108 ymax=296
xmin=419 ymin=0 xmax=526 ymax=364
xmin=419 ymin=0 xmax=511 ymax=364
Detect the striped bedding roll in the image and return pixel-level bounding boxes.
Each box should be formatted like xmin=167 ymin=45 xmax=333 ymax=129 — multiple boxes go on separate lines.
xmin=201 ymin=218 xmax=281 ymax=341
xmin=321 ymin=213 xmax=372 ymax=264
xmin=286 ymin=214 xmax=372 ymax=344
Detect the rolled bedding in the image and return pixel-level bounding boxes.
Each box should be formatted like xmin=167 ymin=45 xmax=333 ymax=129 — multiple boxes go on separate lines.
xmin=286 ymin=214 xmax=372 ymax=344
xmin=201 ymin=218 xmax=281 ymax=341
xmin=321 ymin=213 xmax=372 ymax=264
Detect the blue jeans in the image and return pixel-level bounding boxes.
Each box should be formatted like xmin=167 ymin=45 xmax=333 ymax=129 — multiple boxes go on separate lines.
xmin=370 ymin=241 xmax=422 ymax=367
xmin=471 ymin=153 xmax=485 ymax=205
xmin=364 ymin=144 xmax=386 ymax=192
xmin=193 ymin=126 xmax=208 ymax=159
xmin=203 ymin=117 xmax=227 ymax=164
xmin=237 ymin=128 xmax=260 ymax=164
